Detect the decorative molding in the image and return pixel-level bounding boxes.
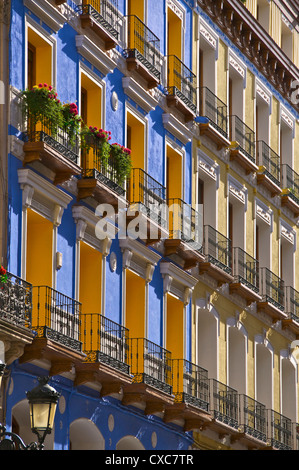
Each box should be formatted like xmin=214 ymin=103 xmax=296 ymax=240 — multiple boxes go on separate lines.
xmin=162 ymin=113 xmax=193 ymax=145
xmin=280 ymin=218 xmax=296 ymax=247
xmin=76 ymin=35 xmax=116 ymax=76
xmin=160 ymin=261 xmax=198 ymax=304
xmin=119 ymin=238 xmax=161 ymax=282
xmin=227 ymin=174 xmax=248 ymax=209
xmin=197 ymin=148 xmax=220 ymax=188
xmin=24 ymin=0 xmax=66 ymax=33
xmin=18 ymin=168 xmax=72 ymax=226
xmin=122 ymin=76 xmax=158 ymax=114
xmin=255 ymin=78 xmax=271 ymax=107
xmin=228 ymin=49 xmax=246 ymax=80
xmin=255 ymin=198 xmax=273 ymax=231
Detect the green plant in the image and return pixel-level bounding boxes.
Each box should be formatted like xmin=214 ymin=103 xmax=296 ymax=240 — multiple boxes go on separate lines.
xmin=22 ymin=83 xmax=64 ymax=136
xmin=62 ymin=102 xmax=82 ymax=147
xmin=80 ymin=125 xmax=112 ymax=170
xmin=110 ymin=143 xmax=132 ymax=185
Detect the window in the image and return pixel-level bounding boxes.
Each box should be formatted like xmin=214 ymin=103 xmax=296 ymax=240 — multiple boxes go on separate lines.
xmin=126 ymin=110 xmax=145 ymax=170
xmin=256 ymin=0 xmax=270 ymax=33
xmin=255 ymin=340 xmax=273 ymax=409
xmin=167 ymin=6 xmax=182 ymax=60
xmin=79 ymin=241 xmax=102 ymax=313
xmin=281 ymin=21 xmax=293 ymax=60
xmin=80 ymin=70 xmax=102 ymax=128
xmin=228 ymin=324 xmax=247 ymax=395
xmin=166 ymin=144 xmax=183 ymax=200
xmin=125 ymin=269 xmax=146 ymax=337
xmin=26 ymin=26 xmax=53 ymax=88
xmin=166 ymin=293 xmax=184 ymax=359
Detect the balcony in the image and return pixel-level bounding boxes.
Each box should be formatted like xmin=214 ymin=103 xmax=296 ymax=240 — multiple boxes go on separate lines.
xmin=76 ymin=0 xmax=122 ymax=51
xmin=197 ymin=87 xmax=230 ymax=149
xmin=266 ymin=409 xmax=293 ymax=450
xmin=281 ymin=165 xmax=299 ymax=217
xmin=164 ymin=198 xmax=205 ymax=270
xmin=230 ymin=247 xmax=261 ymax=304
xmin=166 ymin=55 xmax=197 ymax=122
xmin=257 ymin=268 xmax=285 ymax=320
xmin=209 ymin=379 xmax=239 ymax=432
xmin=75 ymin=313 xmax=131 ymax=393
xmin=20 ymin=286 xmax=85 ymax=374
xmin=229 ymin=115 xmax=258 ymax=174
xmin=281 ymin=286 xmax=299 ymax=335
xmin=22 ymin=123 xmax=81 ymax=186
xmin=0 ymin=273 xmax=32 ymax=329
xmin=124 ymin=15 xmax=162 ymax=90
xmin=126 ymin=338 xmax=172 ymax=397
xmin=126 ymin=168 xmax=168 ymax=243
xmin=256 ymin=141 xmax=281 ymax=197
xmin=77 ymin=140 xmax=127 ymax=209
xmin=199 ymin=225 xmax=233 ymax=285
xmin=238 ymin=395 xmax=267 ymax=446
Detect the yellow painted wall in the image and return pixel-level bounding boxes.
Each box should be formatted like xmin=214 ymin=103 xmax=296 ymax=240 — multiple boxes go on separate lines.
xmin=28 ymin=28 xmax=52 ymax=87
xmin=128 ymin=0 xmax=144 ymax=20
xmin=270 ymin=1 xmax=282 ymax=47
xmin=26 ymin=209 xmax=53 ymax=287
xmin=166 ymin=293 xmax=184 ymax=359
xmin=270 ymin=97 xmax=279 ymax=154
xmin=167 ymin=8 xmax=182 ymax=59
xmin=216 ymin=40 xmax=228 ymax=106
xmin=166 ymin=145 xmax=182 ymax=200
xmin=127 ymin=111 xmax=145 ymax=170
xmin=79 ymin=241 xmax=102 ymax=313
xmin=125 ymin=269 xmax=145 ymax=338
xmin=245 ymin=71 xmax=255 ymax=131
xmin=81 ymin=72 xmax=102 ymax=128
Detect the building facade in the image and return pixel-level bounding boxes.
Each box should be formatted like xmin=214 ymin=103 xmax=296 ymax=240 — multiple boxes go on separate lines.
xmin=0 ymin=0 xmax=298 ymax=450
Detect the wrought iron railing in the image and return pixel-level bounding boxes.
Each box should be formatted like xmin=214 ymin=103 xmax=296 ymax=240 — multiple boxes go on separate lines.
xmin=204 ymin=225 xmax=232 ymax=274
xmin=0 ymin=273 xmax=32 ymax=329
xmin=172 ymin=359 xmax=209 ymax=412
xmin=129 ymin=338 xmax=172 ymax=394
xmin=259 ymin=268 xmax=284 ymax=311
xmin=233 ymin=247 xmax=259 ymax=293
xmin=124 ymin=15 xmax=162 ymax=82
xmin=210 ymin=379 xmax=239 ymax=429
xmin=23 ymin=120 xmax=80 ymax=165
xmin=267 ymin=409 xmax=293 ymax=450
xmin=281 ymin=164 xmax=299 ymax=205
xmin=166 ymin=55 xmax=197 ymax=114
xmin=81 ymin=313 xmax=129 ymax=374
xmin=82 ymin=139 xmax=126 ymax=196
xmin=31 ymin=286 xmax=82 ymax=353
xmin=76 ymin=0 xmax=121 ymax=41
xmin=229 ymin=115 xmax=256 ymax=163
xmin=199 ymin=87 xmax=228 ymax=138
xmin=127 ymin=168 xmax=167 ymax=229
xmin=239 ymin=394 xmax=267 ymax=443
xmin=284 ymin=286 xmax=299 ymax=322
xmin=167 ymin=198 xmax=203 ymax=252
xmin=256 ymin=140 xmax=280 ymax=187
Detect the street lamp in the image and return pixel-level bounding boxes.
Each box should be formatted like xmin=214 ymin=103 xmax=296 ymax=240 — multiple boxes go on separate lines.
xmin=0 ymin=376 xmax=60 ymax=450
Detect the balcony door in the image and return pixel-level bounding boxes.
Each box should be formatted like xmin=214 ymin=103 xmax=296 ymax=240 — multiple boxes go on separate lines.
xmin=79 ymin=241 xmax=102 ymax=314
xmin=125 ymin=269 xmax=145 ymax=338
xmin=27 ymin=27 xmax=52 ymax=89
xmin=166 ymin=293 xmax=184 ymax=360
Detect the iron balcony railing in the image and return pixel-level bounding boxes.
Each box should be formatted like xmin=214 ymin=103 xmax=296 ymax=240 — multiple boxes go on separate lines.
xmin=281 ymin=164 xmax=299 ymax=205
xmin=167 ymin=198 xmax=203 ymax=252
xmin=82 ymin=139 xmax=126 ymax=196
xmin=204 ymin=225 xmax=232 ymax=275
xmin=23 ymin=119 xmax=80 ymax=165
xmin=125 ymin=15 xmax=162 ymax=82
xmin=81 ymin=313 xmax=129 ymax=374
xmin=199 ymin=87 xmax=228 ymax=138
xmin=267 ymin=409 xmax=293 ymax=450
xmin=233 ymin=247 xmax=259 ymax=293
xmin=210 ymin=379 xmax=239 ymax=429
xmin=284 ymin=286 xmax=299 ymax=322
xmin=239 ymin=394 xmax=267 ymax=443
xmin=0 ymin=273 xmax=32 ymax=329
xmin=256 ymin=140 xmax=280 ymax=187
xmin=129 ymin=338 xmax=172 ymax=395
xmin=127 ymin=168 xmax=167 ymax=229
xmin=172 ymin=359 xmax=209 ymax=412
xmin=31 ymin=286 xmax=82 ymax=353
xmin=76 ymin=0 xmax=121 ymax=41
xmin=229 ymin=115 xmax=256 ymax=163
xmin=259 ymin=267 xmax=285 ymax=312
xmin=166 ymin=55 xmax=197 ymax=114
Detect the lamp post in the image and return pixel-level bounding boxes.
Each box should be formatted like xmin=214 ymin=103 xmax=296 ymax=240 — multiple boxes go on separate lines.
xmin=0 ymin=376 xmax=60 ymax=450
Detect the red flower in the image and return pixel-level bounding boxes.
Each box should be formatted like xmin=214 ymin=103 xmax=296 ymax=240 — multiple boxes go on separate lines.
xmin=0 ymin=266 xmax=6 ymax=275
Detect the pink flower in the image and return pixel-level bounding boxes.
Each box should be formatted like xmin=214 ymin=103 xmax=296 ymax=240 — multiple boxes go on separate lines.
xmin=44 ymin=83 xmax=48 ymax=88
xmin=38 ymin=83 xmax=43 ymax=88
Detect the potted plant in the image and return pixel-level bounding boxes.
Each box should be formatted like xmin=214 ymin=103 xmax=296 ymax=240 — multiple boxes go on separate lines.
xmin=61 ymin=102 xmax=82 ymax=148
xmin=80 ymin=125 xmax=112 ymax=172
xmin=22 ymin=83 xmax=64 ymax=137
xmin=110 ymin=143 xmax=132 ymax=185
